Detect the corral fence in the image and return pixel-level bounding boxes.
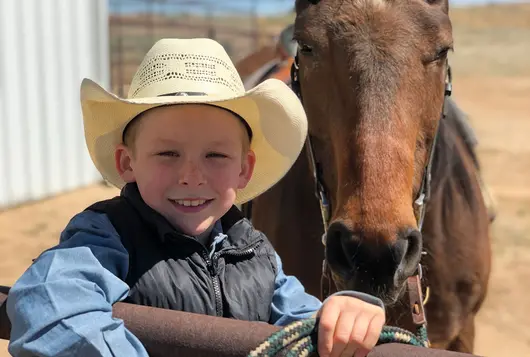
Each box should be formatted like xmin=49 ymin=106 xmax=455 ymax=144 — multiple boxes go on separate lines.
xmin=109 ymin=0 xmax=294 ymax=96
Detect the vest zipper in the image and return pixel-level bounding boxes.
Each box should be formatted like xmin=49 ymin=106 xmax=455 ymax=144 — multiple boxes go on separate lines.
xmin=202 ymin=251 xmax=223 ymax=317
xmin=202 ymin=238 xmax=264 ymax=317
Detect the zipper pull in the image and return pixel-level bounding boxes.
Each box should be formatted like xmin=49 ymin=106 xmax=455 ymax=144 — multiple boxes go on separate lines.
xmin=205 ymin=254 xmax=219 ymax=276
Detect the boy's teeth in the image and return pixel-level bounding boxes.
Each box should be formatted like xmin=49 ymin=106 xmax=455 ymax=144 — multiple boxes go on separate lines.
xmin=176 ymin=199 xmax=206 ymax=207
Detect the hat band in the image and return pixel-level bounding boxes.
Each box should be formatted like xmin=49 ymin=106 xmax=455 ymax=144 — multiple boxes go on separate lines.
xmin=158 ymin=92 xmax=207 ymax=97
xmin=122 ymin=91 xmax=253 ymax=143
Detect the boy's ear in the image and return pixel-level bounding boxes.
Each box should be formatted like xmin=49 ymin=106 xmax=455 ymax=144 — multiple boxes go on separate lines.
xmin=238 ymin=149 xmax=256 ymax=189
xmin=115 ymin=144 xmax=136 ymax=183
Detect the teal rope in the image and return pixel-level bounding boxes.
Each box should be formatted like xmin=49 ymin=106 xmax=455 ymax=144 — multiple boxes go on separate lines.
xmin=248 ymin=318 xmax=429 ymax=357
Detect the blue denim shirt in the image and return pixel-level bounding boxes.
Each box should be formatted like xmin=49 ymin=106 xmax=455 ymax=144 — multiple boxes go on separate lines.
xmin=6 ymin=210 xmax=383 ymax=357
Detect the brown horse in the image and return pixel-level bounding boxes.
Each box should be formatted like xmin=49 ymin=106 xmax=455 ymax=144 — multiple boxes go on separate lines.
xmin=241 ymin=0 xmax=492 ymax=353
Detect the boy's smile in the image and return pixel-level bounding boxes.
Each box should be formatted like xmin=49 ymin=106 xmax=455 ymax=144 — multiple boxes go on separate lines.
xmin=115 ymin=104 xmax=255 ymax=236
xmin=169 ymin=198 xmax=213 ymax=213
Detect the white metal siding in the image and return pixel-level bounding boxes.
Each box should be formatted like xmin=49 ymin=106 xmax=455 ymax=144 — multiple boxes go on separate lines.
xmin=0 ymin=0 xmax=110 ymax=209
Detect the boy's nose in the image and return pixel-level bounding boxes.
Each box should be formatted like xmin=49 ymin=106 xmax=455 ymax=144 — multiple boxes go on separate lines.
xmin=178 ymin=161 xmax=206 ymax=186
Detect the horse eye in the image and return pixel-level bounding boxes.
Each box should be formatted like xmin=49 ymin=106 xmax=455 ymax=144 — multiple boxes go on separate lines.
xmin=298 ymin=42 xmax=313 ymax=55
xmin=433 ymin=46 xmax=452 ymax=61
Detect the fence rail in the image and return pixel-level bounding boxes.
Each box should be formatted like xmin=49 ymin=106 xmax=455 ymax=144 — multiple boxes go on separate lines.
xmin=0 ymin=287 xmax=482 ymax=357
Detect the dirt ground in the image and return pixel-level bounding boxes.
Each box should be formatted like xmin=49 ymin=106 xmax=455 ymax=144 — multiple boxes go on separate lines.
xmin=1 ymin=4 xmax=529 ymax=357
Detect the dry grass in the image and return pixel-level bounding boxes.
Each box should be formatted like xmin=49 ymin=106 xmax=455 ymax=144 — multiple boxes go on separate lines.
xmin=449 ymin=3 xmax=530 ymax=77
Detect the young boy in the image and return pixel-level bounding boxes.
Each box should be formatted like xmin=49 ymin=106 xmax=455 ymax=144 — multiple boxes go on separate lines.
xmin=7 ymin=38 xmax=385 ymax=357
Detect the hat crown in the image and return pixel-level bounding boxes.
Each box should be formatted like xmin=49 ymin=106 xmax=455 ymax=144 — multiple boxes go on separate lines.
xmin=128 ymin=38 xmax=245 ymax=99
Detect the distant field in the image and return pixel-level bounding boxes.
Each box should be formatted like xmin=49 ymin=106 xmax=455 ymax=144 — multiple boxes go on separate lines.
xmin=449 ymin=3 xmax=530 ymax=77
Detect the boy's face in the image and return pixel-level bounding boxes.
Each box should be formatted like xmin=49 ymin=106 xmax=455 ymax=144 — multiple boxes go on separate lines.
xmin=115 ymin=104 xmax=255 ymax=236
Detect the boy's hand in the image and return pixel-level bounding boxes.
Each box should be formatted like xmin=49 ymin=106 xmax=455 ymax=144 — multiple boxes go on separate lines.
xmin=316 ymin=295 xmax=385 ymax=357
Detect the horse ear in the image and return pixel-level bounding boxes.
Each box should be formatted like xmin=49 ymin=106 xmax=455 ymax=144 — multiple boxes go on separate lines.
xmin=441 ymin=0 xmax=449 ymax=13
xmin=426 ymin=0 xmax=449 ymax=13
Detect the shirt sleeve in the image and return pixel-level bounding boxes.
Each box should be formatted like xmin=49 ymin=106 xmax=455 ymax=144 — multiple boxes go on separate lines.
xmin=6 ymin=210 xmax=149 ymax=357
xmin=269 ymin=253 xmax=323 ymax=326
xmin=269 ymin=253 xmax=385 ymax=327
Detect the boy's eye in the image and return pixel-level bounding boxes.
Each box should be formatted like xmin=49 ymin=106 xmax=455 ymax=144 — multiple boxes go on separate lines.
xmin=206 ymin=152 xmax=228 ymax=159
xmin=158 ymin=151 xmax=179 ymax=157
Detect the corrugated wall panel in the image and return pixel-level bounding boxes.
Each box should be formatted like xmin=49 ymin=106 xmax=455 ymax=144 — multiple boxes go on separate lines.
xmin=0 ymin=0 xmax=110 ymax=209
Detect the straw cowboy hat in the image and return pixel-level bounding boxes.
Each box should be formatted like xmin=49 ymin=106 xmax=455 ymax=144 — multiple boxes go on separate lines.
xmin=81 ymin=38 xmax=308 ymax=204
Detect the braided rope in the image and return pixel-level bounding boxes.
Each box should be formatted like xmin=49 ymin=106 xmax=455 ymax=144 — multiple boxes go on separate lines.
xmin=248 ymin=318 xmax=429 ymax=357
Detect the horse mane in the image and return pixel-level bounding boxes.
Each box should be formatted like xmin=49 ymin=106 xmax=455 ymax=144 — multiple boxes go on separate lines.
xmin=430 ymin=101 xmax=481 ymax=209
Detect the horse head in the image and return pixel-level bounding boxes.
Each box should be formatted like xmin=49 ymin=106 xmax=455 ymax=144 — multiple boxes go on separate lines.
xmin=293 ymin=0 xmax=453 ymax=304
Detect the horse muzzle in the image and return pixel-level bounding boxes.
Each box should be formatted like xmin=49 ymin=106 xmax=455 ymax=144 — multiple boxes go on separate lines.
xmin=324 ymin=220 xmax=423 ymax=303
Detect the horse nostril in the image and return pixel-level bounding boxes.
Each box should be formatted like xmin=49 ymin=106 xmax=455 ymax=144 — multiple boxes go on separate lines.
xmin=404 ymin=228 xmax=422 ymax=259
xmin=394 ymin=227 xmax=423 ymax=282
xmin=327 ymin=221 xmax=351 ymax=241
xmin=325 ymin=221 xmax=356 ymax=269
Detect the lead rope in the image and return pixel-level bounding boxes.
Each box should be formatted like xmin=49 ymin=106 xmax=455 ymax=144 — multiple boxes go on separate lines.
xmin=248 ymin=318 xmax=429 ymax=357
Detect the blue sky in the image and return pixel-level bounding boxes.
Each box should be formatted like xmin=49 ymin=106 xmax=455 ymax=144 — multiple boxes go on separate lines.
xmin=110 ymin=0 xmax=528 ymax=16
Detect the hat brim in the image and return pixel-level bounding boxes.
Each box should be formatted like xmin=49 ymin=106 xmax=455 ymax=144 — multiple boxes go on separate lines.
xmin=80 ymin=78 xmax=308 ymax=204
